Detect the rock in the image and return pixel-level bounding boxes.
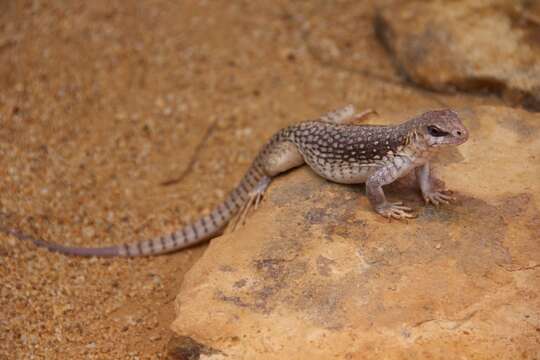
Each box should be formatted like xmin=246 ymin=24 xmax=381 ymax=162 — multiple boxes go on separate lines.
xmin=376 ymin=0 xmax=540 ymax=111
xmin=171 ymin=106 xmax=540 ymax=359
xmin=299 ymin=1 xmax=399 ymax=83
xmin=82 ymin=226 xmax=96 ymax=239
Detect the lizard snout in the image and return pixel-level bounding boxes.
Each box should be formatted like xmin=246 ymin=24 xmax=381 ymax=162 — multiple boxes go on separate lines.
xmin=453 ymin=126 xmax=469 ymax=144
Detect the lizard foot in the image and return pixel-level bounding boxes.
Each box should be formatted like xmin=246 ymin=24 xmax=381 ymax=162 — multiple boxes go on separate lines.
xmin=375 ymin=202 xmax=416 ymax=220
xmin=423 ymin=190 xmax=455 ymax=206
xmin=229 ymin=176 xmax=272 ymax=231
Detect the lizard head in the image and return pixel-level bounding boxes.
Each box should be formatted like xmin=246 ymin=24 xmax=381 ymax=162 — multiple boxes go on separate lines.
xmin=413 ymin=109 xmax=469 ymax=148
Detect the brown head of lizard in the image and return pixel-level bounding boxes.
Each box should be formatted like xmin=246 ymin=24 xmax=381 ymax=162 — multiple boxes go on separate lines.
xmin=404 ymin=109 xmax=469 ymax=149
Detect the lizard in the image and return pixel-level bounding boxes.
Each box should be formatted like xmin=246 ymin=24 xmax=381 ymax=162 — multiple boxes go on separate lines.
xmin=3 ymin=105 xmax=468 ymax=257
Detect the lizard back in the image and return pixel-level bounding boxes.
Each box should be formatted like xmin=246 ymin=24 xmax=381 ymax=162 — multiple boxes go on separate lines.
xmin=289 ymin=121 xmax=408 ymax=184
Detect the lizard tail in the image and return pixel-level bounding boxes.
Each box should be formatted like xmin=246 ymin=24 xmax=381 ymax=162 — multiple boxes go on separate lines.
xmin=4 ymin=125 xmax=301 ymax=257
xmin=5 ymin=163 xmax=269 ymax=257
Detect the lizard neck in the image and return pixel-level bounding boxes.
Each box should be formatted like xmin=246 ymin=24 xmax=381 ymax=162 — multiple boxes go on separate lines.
xmin=397 ymin=126 xmax=435 ymax=165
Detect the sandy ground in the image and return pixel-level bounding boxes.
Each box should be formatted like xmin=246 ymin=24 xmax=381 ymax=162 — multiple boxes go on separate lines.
xmin=0 ymin=1 xmax=505 ymax=359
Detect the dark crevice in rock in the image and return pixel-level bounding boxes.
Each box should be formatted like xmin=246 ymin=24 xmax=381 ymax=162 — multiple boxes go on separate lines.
xmin=506 ymin=88 xmax=540 ymax=112
xmin=498 ymin=263 xmax=540 ymax=272
xmin=448 ymin=77 xmax=507 ymax=95
xmin=166 ymin=336 xmax=222 ymax=360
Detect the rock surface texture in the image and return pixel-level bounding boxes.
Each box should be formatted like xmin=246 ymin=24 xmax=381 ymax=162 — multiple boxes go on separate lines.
xmin=376 ymin=0 xmax=540 ymax=111
xmin=170 ymin=106 xmax=540 ymax=359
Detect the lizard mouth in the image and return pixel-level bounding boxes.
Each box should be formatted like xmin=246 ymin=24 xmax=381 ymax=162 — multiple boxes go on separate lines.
xmin=431 ymin=139 xmax=466 ymax=147
xmin=453 ymin=135 xmax=469 ymax=146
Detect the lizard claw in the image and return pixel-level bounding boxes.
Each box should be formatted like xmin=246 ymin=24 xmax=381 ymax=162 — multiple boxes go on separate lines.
xmin=376 ymin=202 xmax=416 ymax=220
xmin=423 ymin=190 xmax=455 ymax=206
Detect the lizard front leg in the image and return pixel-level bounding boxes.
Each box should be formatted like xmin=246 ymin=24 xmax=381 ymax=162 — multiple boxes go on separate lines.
xmin=415 ymin=162 xmax=455 ymax=206
xmin=365 ymin=162 xmax=415 ymax=220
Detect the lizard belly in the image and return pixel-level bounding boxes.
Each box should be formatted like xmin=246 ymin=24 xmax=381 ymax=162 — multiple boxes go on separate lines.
xmin=304 ymin=158 xmax=376 ymax=184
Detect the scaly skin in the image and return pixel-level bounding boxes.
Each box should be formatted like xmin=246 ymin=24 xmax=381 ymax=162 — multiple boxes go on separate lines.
xmin=3 ymin=105 xmax=468 ymax=256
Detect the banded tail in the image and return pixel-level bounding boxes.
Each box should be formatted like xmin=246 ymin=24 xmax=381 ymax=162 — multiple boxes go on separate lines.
xmin=3 ymin=162 xmax=270 ymax=257
xmin=3 ymin=105 xmax=360 ymax=257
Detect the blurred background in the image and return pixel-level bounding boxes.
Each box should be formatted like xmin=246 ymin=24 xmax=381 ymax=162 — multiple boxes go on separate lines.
xmin=1 ymin=1 xmax=538 ymax=358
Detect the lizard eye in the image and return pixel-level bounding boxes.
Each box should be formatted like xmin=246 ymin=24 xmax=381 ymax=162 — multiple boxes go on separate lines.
xmin=427 ymin=125 xmax=448 ymax=137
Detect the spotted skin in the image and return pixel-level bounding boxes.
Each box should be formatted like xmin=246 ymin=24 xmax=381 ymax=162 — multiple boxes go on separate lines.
xmin=291 ymin=122 xmax=407 ymax=183
xmin=5 ymin=106 xmax=468 ymax=256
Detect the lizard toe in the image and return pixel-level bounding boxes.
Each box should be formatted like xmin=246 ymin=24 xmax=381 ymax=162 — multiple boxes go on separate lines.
xmin=377 ymin=202 xmax=416 ymax=220
xmin=425 ymin=191 xmax=455 ymax=206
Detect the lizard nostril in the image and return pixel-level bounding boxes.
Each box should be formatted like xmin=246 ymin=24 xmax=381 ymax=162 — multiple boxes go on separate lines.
xmin=456 ymin=130 xmax=462 ymax=136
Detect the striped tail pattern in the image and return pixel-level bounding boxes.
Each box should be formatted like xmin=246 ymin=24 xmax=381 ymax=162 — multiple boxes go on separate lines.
xmin=5 ymin=104 xmax=360 ymax=257
xmin=4 ymin=128 xmax=296 ymax=257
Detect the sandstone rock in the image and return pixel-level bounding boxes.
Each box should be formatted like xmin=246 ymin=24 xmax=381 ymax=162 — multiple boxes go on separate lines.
xmin=170 ymin=106 xmax=540 ymax=359
xmin=376 ymin=0 xmax=540 ymax=111
xmin=299 ymin=1 xmax=399 ymax=83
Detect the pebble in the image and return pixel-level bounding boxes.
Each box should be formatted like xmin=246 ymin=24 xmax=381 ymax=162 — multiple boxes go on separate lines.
xmin=82 ymin=226 xmax=96 ymax=239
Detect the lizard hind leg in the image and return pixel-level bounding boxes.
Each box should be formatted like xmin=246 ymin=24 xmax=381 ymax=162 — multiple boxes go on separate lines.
xmin=320 ymin=104 xmax=378 ymax=125
xmin=320 ymin=104 xmax=356 ymax=124
xmin=351 ymin=108 xmax=378 ymax=123
xmin=229 ymin=176 xmax=272 ymax=232
xmin=228 ymin=129 xmax=304 ymax=232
